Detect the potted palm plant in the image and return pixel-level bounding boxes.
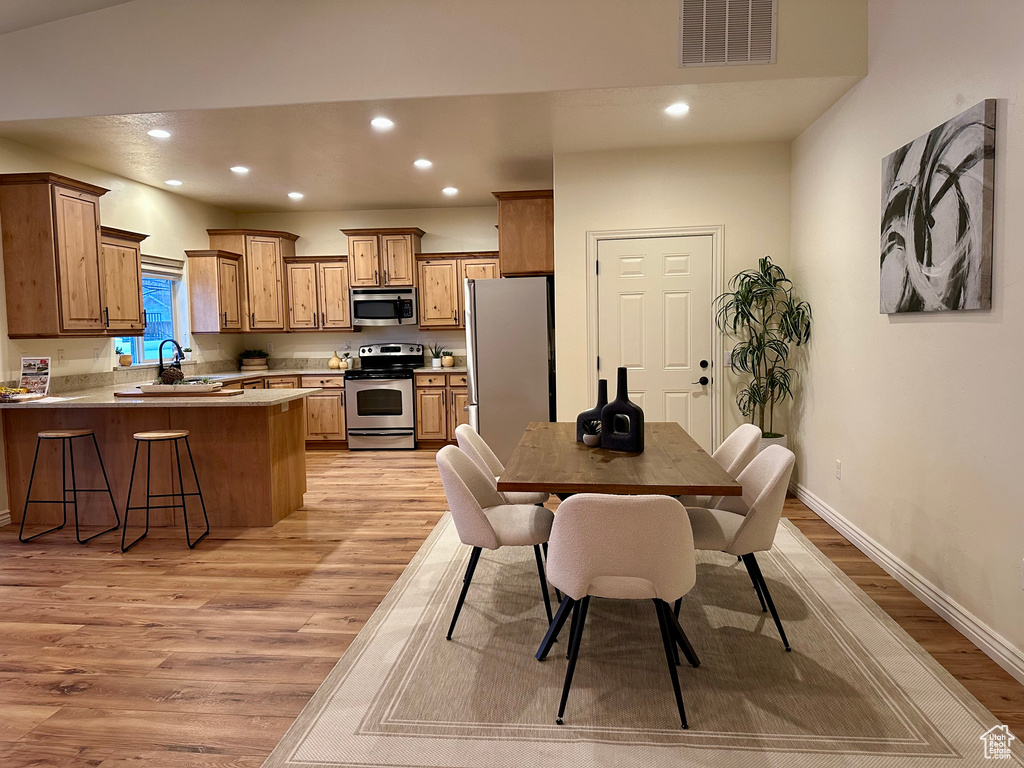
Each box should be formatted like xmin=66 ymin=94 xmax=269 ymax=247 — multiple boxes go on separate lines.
xmin=715 ymin=256 xmax=812 ymax=450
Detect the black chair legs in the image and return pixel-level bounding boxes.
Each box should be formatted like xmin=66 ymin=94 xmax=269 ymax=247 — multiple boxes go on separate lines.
xmin=122 ymin=433 xmax=210 ymax=553
xmin=742 ymin=553 xmax=791 ymax=651
xmin=655 ymin=600 xmax=689 ymax=729
xmin=446 ymin=546 xmax=482 ymax=640
xmin=556 ymin=595 xmax=589 ymax=725
xmin=20 ymin=431 xmax=120 ymax=544
xmin=533 ymin=545 xmax=554 ymax=624
xmin=741 ymin=554 xmax=768 ymax=612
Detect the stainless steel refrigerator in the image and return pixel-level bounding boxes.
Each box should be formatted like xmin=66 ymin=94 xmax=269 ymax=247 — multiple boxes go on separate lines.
xmin=465 ymin=276 xmax=555 ymax=464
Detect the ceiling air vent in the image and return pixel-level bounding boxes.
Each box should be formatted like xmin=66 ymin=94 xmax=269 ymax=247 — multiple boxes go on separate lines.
xmin=679 ymin=0 xmax=776 ymax=67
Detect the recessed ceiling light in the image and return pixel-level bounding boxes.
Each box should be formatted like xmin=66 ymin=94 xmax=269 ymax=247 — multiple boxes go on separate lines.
xmin=665 ymin=102 xmax=690 ymax=116
xmin=371 ymin=117 xmax=395 ymax=131
xmin=414 ymin=158 xmax=433 ymax=169
xmin=148 ymin=129 xmax=171 ymax=138
xmin=442 ymin=187 xmax=458 ymax=196
xmin=164 ymin=179 xmax=183 ymax=186
xmin=230 ymin=166 xmax=250 ymax=174
xmin=288 ymin=192 xmax=304 ymax=200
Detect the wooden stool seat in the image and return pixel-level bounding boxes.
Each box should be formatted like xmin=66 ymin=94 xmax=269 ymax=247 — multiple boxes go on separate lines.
xmin=133 ymin=430 xmax=190 ymax=441
xmin=37 ymin=428 xmax=94 ymax=439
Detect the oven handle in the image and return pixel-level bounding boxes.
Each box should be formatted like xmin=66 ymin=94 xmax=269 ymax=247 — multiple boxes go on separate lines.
xmin=347 ymin=430 xmax=415 ymax=437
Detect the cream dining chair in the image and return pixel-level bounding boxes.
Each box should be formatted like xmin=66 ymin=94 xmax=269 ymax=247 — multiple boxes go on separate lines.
xmin=435 ymin=445 xmax=556 ymax=640
xmin=537 ymin=494 xmax=700 ymax=729
xmin=677 ymin=423 xmax=761 ymax=509
xmin=684 ymin=444 xmax=796 ymax=651
xmin=455 ymin=423 xmax=550 ymax=506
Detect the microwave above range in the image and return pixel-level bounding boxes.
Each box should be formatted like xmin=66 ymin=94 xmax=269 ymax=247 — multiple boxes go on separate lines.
xmin=350 ymin=287 xmax=418 ymax=327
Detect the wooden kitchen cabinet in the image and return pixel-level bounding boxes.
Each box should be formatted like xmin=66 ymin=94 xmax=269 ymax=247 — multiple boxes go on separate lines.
xmin=449 ymin=388 xmax=470 ymax=440
xmin=342 ymin=228 xmax=424 ymax=288
xmin=493 ymin=190 xmax=553 ymax=276
xmin=265 ymin=376 xmax=299 ymax=389
xmin=416 ymin=387 xmax=447 ymax=441
xmin=99 ymin=226 xmax=147 ymax=331
xmin=283 ymin=256 xmax=352 ymax=331
xmin=302 ymin=376 xmax=346 ymax=441
xmin=185 ymin=250 xmax=244 ymax=333
xmin=207 ymin=228 xmax=299 ymax=331
xmin=241 ymin=378 xmax=264 ymax=390
xmin=0 ymin=173 xmax=126 ymax=338
xmin=416 ymin=253 xmax=500 ymax=330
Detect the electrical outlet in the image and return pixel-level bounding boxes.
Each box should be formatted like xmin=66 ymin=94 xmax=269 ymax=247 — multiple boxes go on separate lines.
xmin=835 ymin=460 xmax=842 ymax=480
xmin=93 ymin=347 xmax=101 ymax=362
xmin=266 ymin=341 xmax=274 ymax=353
xmin=342 ymin=341 xmax=351 ymax=351
xmin=56 ymin=349 xmax=66 ymax=366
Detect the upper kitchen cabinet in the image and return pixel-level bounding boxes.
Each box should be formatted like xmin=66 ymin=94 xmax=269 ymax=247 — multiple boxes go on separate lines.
xmin=185 ymin=250 xmax=244 ymax=333
xmin=493 ymin=190 xmax=553 ymax=276
xmin=0 ymin=172 xmax=133 ymax=338
xmin=99 ymin=227 xmax=147 ymax=331
xmin=207 ymin=228 xmax=298 ymax=331
xmin=417 ymin=252 xmax=500 ymax=330
xmin=342 ymin=228 xmax=424 ymax=288
xmin=283 ymin=255 xmax=352 ymax=331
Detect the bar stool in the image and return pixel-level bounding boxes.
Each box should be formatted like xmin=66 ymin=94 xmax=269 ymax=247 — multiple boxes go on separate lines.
xmin=121 ymin=430 xmax=210 ymax=552
xmin=20 ymin=429 xmax=120 ymax=543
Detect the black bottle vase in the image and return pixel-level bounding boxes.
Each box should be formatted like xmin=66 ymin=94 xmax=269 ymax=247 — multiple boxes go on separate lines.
xmin=600 ymin=367 xmax=644 ymax=452
xmin=575 ymin=379 xmax=608 ymax=442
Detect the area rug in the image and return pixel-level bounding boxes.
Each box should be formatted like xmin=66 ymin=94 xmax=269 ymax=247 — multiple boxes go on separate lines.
xmin=263 ymin=515 xmax=1023 ymax=767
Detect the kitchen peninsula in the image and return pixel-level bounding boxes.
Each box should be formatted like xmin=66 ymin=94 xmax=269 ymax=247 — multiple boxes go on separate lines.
xmin=1 ymin=384 xmax=316 ymax=529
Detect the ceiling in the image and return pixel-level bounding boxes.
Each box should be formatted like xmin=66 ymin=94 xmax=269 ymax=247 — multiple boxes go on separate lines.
xmin=0 ymin=76 xmax=858 ymax=213
xmin=0 ymin=0 xmax=134 ymax=36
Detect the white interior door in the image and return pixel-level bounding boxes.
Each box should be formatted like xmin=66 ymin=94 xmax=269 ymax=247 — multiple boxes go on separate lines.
xmin=597 ymin=235 xmax=714 ymax=450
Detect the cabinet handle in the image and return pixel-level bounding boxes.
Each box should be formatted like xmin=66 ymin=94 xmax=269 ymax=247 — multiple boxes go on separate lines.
xmin=251 ymin=312 xmax=255 ymax=326
xmin=103 ymin=307 xmax=109 ymax=327
xmin=383 ymin=270 xmax=388 ymax=284
xmin=321 ymin=311 xmax=325 ymax=326
xmin=453 ymin=309 xmax=458 ymax=324
xmin=374 ymin=269 xmax=378 ymax=284
xmin=142 ymin=309 xmax=147 ymax=328
xmin=223 ymin=311 xmax=227 ymax=328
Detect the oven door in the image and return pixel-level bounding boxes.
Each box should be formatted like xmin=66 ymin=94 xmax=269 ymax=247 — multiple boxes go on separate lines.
xmin=344 ymin=378 xmax=414 ymax=431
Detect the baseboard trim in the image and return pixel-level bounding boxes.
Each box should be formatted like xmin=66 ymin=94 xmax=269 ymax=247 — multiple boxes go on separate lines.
xmin=793 ymin=482 xmax=1024 ymax=687
xmin=0 ymin=509 xmax=10 ymax=527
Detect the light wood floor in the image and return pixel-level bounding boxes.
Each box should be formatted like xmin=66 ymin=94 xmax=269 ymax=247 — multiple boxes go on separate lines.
xmin=0 ymin=449 xmax=1019 ymax=766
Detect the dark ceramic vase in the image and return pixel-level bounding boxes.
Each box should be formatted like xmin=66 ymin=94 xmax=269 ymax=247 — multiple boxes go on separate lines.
xmin=600 ymin=367 xmax=644 ymax=452
xmin=575 ymin=379 xmax=608 ymax=442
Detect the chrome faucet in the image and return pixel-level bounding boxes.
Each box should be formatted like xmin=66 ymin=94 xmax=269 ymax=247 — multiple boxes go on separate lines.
xmin=157 ymin=339 xmax=184 ymax=377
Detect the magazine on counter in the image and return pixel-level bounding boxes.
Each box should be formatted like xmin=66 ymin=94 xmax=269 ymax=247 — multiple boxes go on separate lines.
xmin=19 ymin=357 xmax=51 ymax=396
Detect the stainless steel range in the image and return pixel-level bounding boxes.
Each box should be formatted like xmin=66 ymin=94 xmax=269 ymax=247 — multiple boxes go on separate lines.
xmin=344 ymin=343 xmax=422 ymax=450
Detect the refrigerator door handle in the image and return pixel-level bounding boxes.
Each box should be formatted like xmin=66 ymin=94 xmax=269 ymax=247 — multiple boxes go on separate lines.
xmin=464 ymin=278 xmax=479 ymax=406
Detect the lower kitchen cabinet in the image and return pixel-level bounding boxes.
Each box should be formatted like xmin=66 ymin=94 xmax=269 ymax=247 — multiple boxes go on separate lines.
xmin=416 ymin=388 xmax=447 ymax=440
xmin=240 ymin=378 xmax=264 ymax=389
xmin=265 ymin=375 xmax=299 ymax=389
xmin=449 ymin=388 xmax=469 ymax=440
xmin=415 ymin=372 xmax=469 ymax=442
xmin=301 ymin=376 xmax=346 ymax=441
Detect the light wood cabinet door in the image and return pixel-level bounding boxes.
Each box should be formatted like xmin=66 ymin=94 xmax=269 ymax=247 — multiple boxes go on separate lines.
xmin=495 ymin=191 xmax=554 ymax=276
xmin=416 ymin=388 xmax=447 ymax=440
xmin=286 ymin=261 xmax=319 ymax=330
xmin=265 ymin=376 xmax=299 ymax=389
xmin=241 ymin=379 xmax=264 ymax=390
xmin=218 ymin=257 xmax=242 ymax=330
xmin=461 ymin=258 xmax=500 ymax=282
xmin=348 ymin=235 xmax=380 ymax=287
xmin=100 ymin=238 xmax=144 ymax=331
xmin=381 ymin=234 xmax=415 ymax=286
xmin=53 ymin=187 xmax=104 ymax=331
xmin=417 ymin=259 xmax=459 ymax=328
xmin=449 ymin=388 xmax=470 ymax=441
xmin=319 ymin=262 xmax=351 ymax=329
xmin=306 ymin=391 xmax=345 ymax=440
xmin=245 ymin=235 xmax=285 ymax=330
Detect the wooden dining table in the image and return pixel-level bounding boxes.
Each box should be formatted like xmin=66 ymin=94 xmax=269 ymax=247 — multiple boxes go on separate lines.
xmin=497 ymin=421 xmax=743 ymax=497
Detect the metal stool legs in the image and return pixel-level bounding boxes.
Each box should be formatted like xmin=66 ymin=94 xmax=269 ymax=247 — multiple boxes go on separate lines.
xmin=20 ymin=433 xmax=120 ymax=544
xmin=122 ymin=435 xmax=210 ymax=552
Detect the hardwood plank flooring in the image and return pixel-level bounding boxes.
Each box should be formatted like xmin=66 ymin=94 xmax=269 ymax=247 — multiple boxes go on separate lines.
xmin=0 ymin=448 xmax=1018 ymax=766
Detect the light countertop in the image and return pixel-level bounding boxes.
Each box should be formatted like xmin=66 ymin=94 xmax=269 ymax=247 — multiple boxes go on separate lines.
xmin=0 ymin=383 xmax=320 ymax=409
xmin=412 ymin=366 xmax=468 ymax=374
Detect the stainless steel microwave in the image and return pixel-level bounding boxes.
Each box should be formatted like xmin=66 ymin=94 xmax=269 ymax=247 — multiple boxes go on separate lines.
xmin=350 ymin=288 xmax=418 ymax=326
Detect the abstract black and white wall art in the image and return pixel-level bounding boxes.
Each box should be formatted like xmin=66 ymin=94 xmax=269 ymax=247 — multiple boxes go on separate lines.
xmin=880 ymin=99 xmax=995 ymax=313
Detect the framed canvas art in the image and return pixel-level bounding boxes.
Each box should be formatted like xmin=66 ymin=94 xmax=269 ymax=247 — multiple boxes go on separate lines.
xmin=880 ymin=99 xmax=995 ymax=313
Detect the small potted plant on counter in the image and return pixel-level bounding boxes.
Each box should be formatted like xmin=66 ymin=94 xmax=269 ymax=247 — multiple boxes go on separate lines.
xmin=240 ymin=348 xmax=270 ymax=372
xmin=440 ymin=349 xmax=455 ymax=368
xmin=581 ymin=419 xmax=602 ymax=447
xmin=116 ymin=346 xmax=132 ymax=367
xmin=427 ymin=343 xmax=444 ymax=369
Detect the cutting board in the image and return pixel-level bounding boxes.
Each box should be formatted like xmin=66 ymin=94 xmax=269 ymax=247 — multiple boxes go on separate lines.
xmin=114 ymin=388 xmax=246 ymax=398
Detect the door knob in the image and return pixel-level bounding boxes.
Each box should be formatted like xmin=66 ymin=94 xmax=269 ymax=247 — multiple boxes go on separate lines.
xmin=692 ymin=376 xmax=709 ymax=386
xmin=700 ymin=359 xmax=710 ymax=369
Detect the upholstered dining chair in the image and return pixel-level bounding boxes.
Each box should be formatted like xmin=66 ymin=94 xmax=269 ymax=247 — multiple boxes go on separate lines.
xmin=677 ymin=423 xmax=761 ymax=509
xmin=536 ymin=494 xmax=700 ymax=729
xmin=435 ymin=445 xmax=556 ymax=640
xmin=684 ymin=444 xmax=796 ymax=651
xmin=455 ymin=424 xmax=550 ymax=506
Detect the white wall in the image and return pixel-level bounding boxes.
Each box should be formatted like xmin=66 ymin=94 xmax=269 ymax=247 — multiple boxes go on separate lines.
xmin=790 ymin=0 xmax=1024 ymax=673
xmin=0 ymin=136 xmax=238 ymax=380
xmin=553 ymin=143 xmax=792 ymax=434
xmin=236 ymin=206 xmax=499 ymax=358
